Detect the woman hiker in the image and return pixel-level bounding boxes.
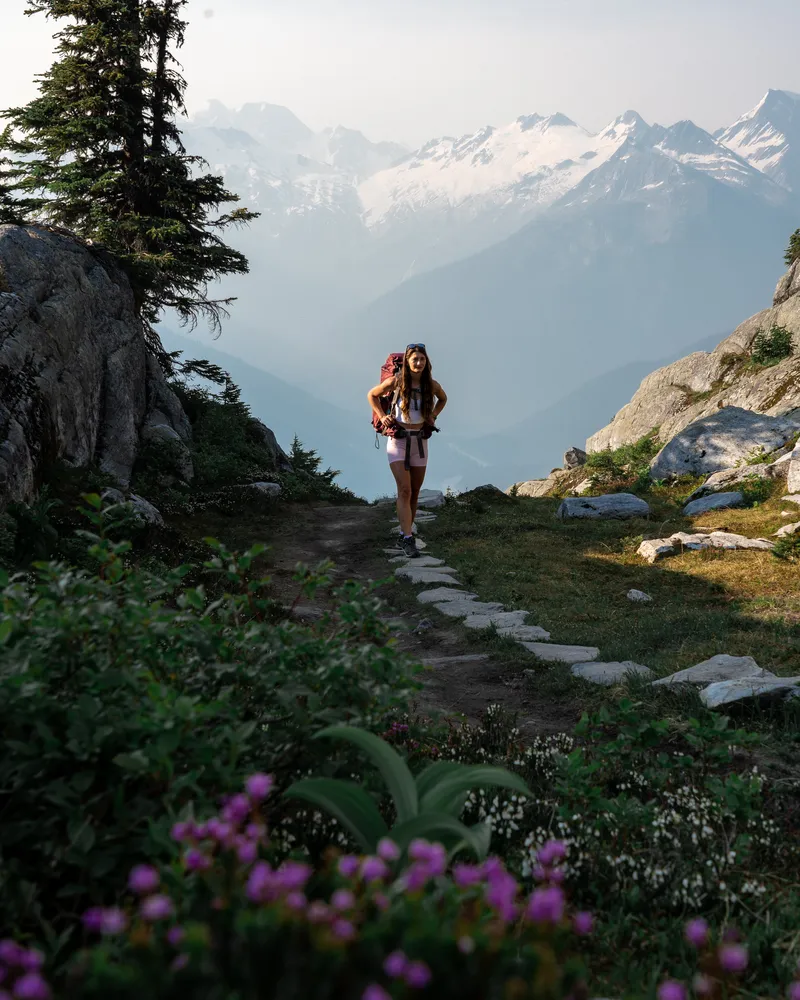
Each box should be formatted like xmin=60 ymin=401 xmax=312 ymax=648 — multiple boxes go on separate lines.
xmin=368 ymin=344 xmax=447 ymax=559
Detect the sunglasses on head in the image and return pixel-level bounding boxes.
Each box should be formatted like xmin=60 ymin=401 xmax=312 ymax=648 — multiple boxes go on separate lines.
xmin=406 ymin=343 xmax=426 ymax=352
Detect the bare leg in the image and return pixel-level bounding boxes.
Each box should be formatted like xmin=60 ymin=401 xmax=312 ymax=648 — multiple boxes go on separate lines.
xmin=409 ymin=464 xmax=427 ymax=525
xmin=390 ymin=462 xmax=414 ymax=535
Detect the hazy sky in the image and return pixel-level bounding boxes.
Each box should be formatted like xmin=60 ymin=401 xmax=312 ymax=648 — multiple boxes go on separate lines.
xmin=2 ymin=0 xmax=799 ymax=147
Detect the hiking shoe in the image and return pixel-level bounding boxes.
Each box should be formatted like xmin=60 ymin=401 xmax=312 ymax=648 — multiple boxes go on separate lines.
xmin=400 ymin=534 xmax=420 ymax=558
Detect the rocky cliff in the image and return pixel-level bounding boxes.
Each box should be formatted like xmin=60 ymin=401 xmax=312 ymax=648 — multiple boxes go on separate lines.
xmin=587 ymin=257 xmax=800 ymax=454
xmin=0 ymin=225 xmax=192 ymax=508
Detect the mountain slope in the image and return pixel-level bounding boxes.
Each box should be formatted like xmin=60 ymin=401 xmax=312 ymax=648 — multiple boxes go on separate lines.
xmin=586 ymin=257 xmax=800 ymax=455
xmin=327 ymin=140 xmax=798 ymax=432
xmin=427 ymin=334 xmax=723 ymax=492
xmin=158 ymin=331 xmax=390 ymax=500
xmin=716 ymin=89 xmax=800 ymax=191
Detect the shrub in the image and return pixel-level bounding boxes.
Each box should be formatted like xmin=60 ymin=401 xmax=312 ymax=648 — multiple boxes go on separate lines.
xmin=785 ymin=227 xmax=800 ymax=268
xmin=0 ymin=502 xmax=420 ymax=950
xmin=738 ymin=474 xmax=775 ymax=506
xmin=2 ymin=776 xmax=784 ymax=1000
xmin=750 ymin=324 xmax=793 ymax=367
xmin=772 ymin=531 xmax=800 ymax=562
xmin=584 ymin=429 xmax=660 ymax=491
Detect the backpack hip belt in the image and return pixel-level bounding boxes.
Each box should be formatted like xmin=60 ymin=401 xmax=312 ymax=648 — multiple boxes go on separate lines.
xmin=393 ymin=427 xmax=426 ymax=470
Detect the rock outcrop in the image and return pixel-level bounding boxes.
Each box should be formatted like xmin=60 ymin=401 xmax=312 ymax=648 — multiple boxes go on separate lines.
xmin=587 ymin=258 xmax=800 ymax=458
xmin=0 ymin=225 xmax=191 ymax=507
xmin=649 ymin=407 xmax=800 ymax=479
xmin=556 ymin=493 xmax=650 ymax=521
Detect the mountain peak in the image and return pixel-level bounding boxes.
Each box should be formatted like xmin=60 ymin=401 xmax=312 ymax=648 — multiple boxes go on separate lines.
xmin=542 ymin=112 xmax=577 ymax=129
xmin=716 ymin=88 xmax=800 ymax=190
xmin=516 ymin=113 xmax=544 ymax=131
xmin=599 ymin=109 xmax=650 ymax=141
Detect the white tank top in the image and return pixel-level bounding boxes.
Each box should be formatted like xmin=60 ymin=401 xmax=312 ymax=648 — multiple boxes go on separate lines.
xmin=394 ymin=387 xmax=423 ymax=425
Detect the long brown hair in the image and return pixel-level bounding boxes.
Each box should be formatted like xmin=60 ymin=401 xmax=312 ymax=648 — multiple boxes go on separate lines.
xmin=398 ymin=346 xmax=434 ymax=421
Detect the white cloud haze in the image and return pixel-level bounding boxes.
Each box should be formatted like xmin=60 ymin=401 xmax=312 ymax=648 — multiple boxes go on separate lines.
xmin=1 ymin=0 xmax=799 ymax=146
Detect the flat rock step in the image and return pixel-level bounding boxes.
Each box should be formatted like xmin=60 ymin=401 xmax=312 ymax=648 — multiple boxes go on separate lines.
xmin=434 ymin=600 xmax=504 ymax=618
xmin=521 ymin=642 xmax=600 ymax=664
xmin=395 ymin=564 xmax=458 ymax=579
xmin=638 ymin=530 xmax=774 ymax=563
xmin=701 ymin=676 xmax=800 ymax=709
xmin=417 ymin=587 xmax=473 ymax=603
xmin=389 ymin=555 xmax=445 ymax=567
xmin=652 ymin=654 xmax=773 ymax=687
xmin=571 ymin=661 xmax=654 ymax=685
xmin=463 ymin=610 xmax=529 ymax=629
xmin=397 ymin=569 xmax=461 ymax=585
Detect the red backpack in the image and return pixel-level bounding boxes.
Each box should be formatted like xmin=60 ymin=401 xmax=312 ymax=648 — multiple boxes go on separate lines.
xmin=371 ymin=352 xmax=404 ymax=438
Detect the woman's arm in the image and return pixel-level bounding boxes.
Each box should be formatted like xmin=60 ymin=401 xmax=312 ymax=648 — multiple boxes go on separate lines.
xmin=367 ymin=376 xmax=398 ymax=427
xmin=431 ymin=380 xmax=447 ymax=420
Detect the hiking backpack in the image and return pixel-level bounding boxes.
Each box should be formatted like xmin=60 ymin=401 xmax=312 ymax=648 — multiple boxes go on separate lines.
xmin=371 ymin=352 xmax=404 ymax=438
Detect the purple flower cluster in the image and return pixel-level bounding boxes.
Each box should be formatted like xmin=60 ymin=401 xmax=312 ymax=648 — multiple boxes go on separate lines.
xmin=81 ymin=772 xmax=276 ymax=961
xmin=657 ymin=919 xmax=756 ymax=998
xmin=0 ymin=941 xmax=50 ymax=1000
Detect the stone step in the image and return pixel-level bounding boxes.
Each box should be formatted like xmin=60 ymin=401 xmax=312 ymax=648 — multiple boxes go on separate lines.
xmin=389 ymin=555 xmax=445 ymax=568
xmin=416 ymin=587 xmax=474 ymax=603
xmin=571 ymin=661 xmax=653 ymax=685
xmin=434 ymin=600 xmax=504 ymax=618
xmin=521 ymin=642 xmax=600 ymax=664
xmin=396 ymin=568 xmax=461 ymax=586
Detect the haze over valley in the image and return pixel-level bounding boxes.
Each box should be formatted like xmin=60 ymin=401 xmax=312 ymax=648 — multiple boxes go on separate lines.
xmin=169 ymin=88 xmax=800 ymax=497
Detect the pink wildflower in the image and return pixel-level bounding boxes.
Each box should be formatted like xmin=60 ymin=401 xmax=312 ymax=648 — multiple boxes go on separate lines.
xmin=573 ymin=912 xmax=593 ymax=936
xmin=383 ymin=951 xmax=407 ymax=978
xmin=140 ymin=894 xmax=173 ymax=922
xmin=684 ymin=918 xmax=709 ymax=948
xmin=718 ymin=944 xmax=748 ymax=974
xmin=331 ymin=889 xmax=356 ymax=911
xmin=362 ymin=987 xmax=391 ymax=1000
xmin=361 ymin=857 xmax=389 ymax=883
xmin=656 ymin=981 xmax=686 ymax=1000
xmin=526 ymin=886 xmax=565 ymax=924
xmin=404 ymin=961 xmax=432 ymax=989
xmin=331 ymin=918 xmax=355 ymax=942
xmin=245 ymin=773 xmax=273 ymax=801
xmin=128 ymin=864 xmax=160 ymax=895
xmin=10 ymin=972 xmax=51 ymax=1000
xmin=377 ymin=838 xmax=400 ymax=862
xmin=338 ymin=855 xmax=360 ymax=878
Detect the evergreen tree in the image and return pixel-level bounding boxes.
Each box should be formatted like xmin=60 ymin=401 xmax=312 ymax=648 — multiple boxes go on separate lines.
xmin=786 ymin=228 xmax=800 ymax=268
xmin=3 ymin=0 xmax=258 ymax=340
xmin=0 ymin=126 xmax=40 ymax=225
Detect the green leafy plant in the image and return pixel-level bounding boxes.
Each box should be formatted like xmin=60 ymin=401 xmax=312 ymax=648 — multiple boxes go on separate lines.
xmin=285 ymin=725 xmax=531 ymax=860
xmin=750 ymin=324 xmax=793 ymax=367
xmin=772 ymin=531 xmax=800 ymax=562
xmin=8 ymin=485 xmax=62 ymax=561
xmin=785 ymin=227 xmax=800 ymax=267
xmin=0 ymin=506 xmax=419 ymax=951
xmin=583 ymin=429 xmax=660 ymax=492
xmin=738 ymin=473 xmax=776 ymax=506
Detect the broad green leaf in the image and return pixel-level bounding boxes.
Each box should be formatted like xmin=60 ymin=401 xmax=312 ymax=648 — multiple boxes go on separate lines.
xmin=0 ymin=619 xmax=12 ymax=646
xmin=419 ymin=764 xmax=531 ymax=815
xmin=414 ymin=760 xmax=467 ymax=800
xmin=314 ymin=725 xmax=418 ymax=823
xmin=283 ymin=778 xmax=389 ymax=853
xmin=390 ymin=812 xmax=491 ymax=861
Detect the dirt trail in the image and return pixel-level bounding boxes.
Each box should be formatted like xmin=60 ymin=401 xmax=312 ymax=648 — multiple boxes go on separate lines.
xmin=266 ymin=503 xmax=578 ymax=736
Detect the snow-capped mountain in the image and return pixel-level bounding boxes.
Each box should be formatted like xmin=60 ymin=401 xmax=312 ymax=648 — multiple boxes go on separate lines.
xmin=716 ymin=89 xmax=800 ymax=191
xmin=359 ymin=110 xmax=653 ymax=227
xmin=175 ymin=91 xmax=800 ymax=436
